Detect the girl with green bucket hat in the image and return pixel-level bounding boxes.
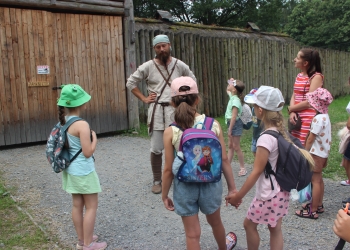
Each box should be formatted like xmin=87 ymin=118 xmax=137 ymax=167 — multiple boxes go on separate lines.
xmin=57 ymin=84 xmax=107 ymax=250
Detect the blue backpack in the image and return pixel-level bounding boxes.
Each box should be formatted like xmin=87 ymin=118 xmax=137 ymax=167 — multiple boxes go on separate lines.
xmin=171 ymin=117 xmax=222 ymax=183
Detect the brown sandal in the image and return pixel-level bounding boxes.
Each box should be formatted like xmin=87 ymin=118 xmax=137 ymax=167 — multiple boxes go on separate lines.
xmin=295 ymin=209 xmax=318 ymax=219
xmin=301 ymin=203 xmax=324 ymax=214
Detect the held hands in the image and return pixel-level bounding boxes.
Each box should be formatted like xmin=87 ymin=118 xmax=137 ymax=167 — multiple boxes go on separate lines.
xmin=225 ymin=190 xmax=242 ymax=209
xmin=143 ymin=92 xmax=157 ymax=104
xmin=162 ymin=196 xmax=175 ymax=211
xmin=333 ymin=209 xmax=350 ymax=242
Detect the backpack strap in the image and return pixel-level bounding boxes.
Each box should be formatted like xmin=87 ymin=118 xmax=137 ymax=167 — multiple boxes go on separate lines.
xmin=62 ymin=117 xmax=83 ymax=131
xmin=203 ymin=117 xmax=214 ymax=131
xmin=261 ymin=130 xmax=280 ymax=191
xmin=170 ymin=122 xmax=184 ymax=131
xmin=62 ymin=117 xmax=84 ymax=162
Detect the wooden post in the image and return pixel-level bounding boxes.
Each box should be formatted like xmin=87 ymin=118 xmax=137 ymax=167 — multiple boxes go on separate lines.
xmin=123 ymin=0 xmax=138 ymax=129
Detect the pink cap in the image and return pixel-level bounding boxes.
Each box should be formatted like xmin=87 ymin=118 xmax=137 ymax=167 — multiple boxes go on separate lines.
xmin=171 ymin=77 xmax=199 ymax=97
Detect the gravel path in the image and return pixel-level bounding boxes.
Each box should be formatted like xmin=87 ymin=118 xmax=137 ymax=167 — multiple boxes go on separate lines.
xmin=0 ymin=135 xmax=350 ymax=250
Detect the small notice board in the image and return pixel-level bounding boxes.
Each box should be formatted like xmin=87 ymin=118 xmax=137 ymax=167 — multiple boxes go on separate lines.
xmin=37 ymin=65 xmax=50 ymax=74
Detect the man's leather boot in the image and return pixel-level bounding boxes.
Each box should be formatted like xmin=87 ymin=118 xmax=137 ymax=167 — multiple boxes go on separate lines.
xmin=151 ymin=152 xmax=162 ymax=194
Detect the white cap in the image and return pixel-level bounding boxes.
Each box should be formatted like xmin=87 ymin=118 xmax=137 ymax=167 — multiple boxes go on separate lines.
xmin=251 ymin=86 xmax=284 ymax=111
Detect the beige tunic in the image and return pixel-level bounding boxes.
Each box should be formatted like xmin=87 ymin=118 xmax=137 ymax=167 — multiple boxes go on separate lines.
xmin=126 ymin=58 xmax=196 ymax=131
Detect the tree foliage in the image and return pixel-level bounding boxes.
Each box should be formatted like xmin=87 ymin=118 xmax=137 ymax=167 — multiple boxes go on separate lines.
xmin=133 ymin=0 xmax=350 ymax=51
xmin=284 ymin=0 xmax=350 ymax=51
xmin=133 ymin=0 xmax=291 ymax=32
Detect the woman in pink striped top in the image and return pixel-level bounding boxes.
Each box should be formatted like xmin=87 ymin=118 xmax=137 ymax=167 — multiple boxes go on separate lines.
xmin=288 ymin=49 xmax=324 ymax=145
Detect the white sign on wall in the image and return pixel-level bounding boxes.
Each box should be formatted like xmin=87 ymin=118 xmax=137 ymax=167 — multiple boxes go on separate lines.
xmin=37 ymin=65 xmax=50 ymax=74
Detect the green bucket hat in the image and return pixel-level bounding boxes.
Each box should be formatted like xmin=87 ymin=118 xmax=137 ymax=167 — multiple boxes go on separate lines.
xmin=57 ymin=84 xmax=91 ymax=107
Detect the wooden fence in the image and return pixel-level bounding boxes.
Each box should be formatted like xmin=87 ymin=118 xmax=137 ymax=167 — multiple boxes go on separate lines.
xmin=134 ymin=20 xmax=350 ymax=121
xmin=0 ymin=7 xmax=127 ymax=146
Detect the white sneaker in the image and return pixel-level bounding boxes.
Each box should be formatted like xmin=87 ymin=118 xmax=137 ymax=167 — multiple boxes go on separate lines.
xmin=341 ymin=180 xmax=350 ymax=186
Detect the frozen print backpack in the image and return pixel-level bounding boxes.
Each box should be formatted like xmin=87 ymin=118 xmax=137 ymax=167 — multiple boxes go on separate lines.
xmin=46 ymin=117 xmax=83 ymax=173
xmin=171 ymin=117 xmax=222 ymax=183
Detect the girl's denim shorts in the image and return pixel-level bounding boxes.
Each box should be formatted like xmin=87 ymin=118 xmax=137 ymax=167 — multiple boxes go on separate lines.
xmin=173 ymin=178 xmax=223 ymax=216
xmin=344 ymin=141 xmax=350 ymax=160
xmin=227 ymin=118 xmax=243 ymax=136
xmin=251 ymin=138 xmax=257 ymax=153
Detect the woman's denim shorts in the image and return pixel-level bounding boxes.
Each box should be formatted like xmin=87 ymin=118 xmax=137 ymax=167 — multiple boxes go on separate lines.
xmin=173 ymin=178 xmax=223 ymax=216
xmin=227 ymin=119 xmax=243 ymax=136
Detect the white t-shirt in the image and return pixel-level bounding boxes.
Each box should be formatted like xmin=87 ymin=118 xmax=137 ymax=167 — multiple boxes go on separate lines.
xmin=255 ymin=128 xmax=280 ymax=201
xmin=309 ymin=114 xmax=331 ymax=158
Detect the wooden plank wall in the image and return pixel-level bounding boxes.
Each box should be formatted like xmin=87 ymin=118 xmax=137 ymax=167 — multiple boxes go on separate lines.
xmin=0 ymin=7 xmax=127 ymax=146
xmin=134 ymin=30 xmax=350 ymax=122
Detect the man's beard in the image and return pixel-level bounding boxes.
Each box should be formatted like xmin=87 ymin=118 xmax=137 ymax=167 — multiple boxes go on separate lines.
xmin=156 ymin=50 xmax=170 ymax=65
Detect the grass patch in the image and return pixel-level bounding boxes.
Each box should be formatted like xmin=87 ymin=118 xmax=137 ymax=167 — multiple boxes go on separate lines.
xmin=0 ymin=174 xmax=55 ymax=249
xmin=131 ymin=96 xmax=349 ymax=180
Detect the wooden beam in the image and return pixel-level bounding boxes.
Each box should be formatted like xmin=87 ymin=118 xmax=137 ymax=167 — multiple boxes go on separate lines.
xmin=0 ymin=0 xmax=125 ymax=15
xmin=60 ymin=0 xmax=123 ymax=8
xmin=123 ymin=0 xmax=139 ymax=129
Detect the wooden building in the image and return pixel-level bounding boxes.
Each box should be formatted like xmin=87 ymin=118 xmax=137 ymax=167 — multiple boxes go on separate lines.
xmin=0 ymin=0 xmax=138 ymax=146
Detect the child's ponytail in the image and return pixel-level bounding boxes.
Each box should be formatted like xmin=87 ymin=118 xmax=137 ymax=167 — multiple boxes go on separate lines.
xmin=300 ymin=48 xmax=322 ymax=77
xmin=234 ymin=80 xmax=245 ymax=104
xmin=58 ymin=106 xmax=66 ymax=125
xmin=172 ymin=94 xmax=199 ymax=129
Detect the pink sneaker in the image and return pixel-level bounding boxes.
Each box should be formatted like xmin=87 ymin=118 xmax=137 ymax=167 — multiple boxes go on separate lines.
xmin=341 ymin=180 xmax=350 ymax=186
xmin=83 ymin=241 xmax=107 ymax=250
xmin=76 ymin=235 xmax=98 ymax=250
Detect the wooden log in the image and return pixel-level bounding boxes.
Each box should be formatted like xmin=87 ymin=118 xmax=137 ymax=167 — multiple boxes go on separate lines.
xmin=0 ymin=8 xmax=9 ymax=145
xmin=15 ymin=9 xmax=30 ymax=142
xmin=208 ymin=37 xmax=214 ymax=117
xmin=60 ymin=0 xmax=123 ymax=8
xmin=29 ymin=11 xmax=42 ymax=141
xmin=116 ymin=15 xmax=128 ymax=129
xmin=22 ymin=9 xmax=35 ymax=142
xmin=40 ymin=10 xmax=51 ymax=138
xmin=9 ymin=8 xmax=25 ymax=143
xmin=105 ymin=16 xmax=114 ymax=130
xmin=89 ymin=15 xmax=100 ymax=132
xmin=123 ymin=0 xmax=138 ymax=129
xmin=0 ymin=0 xmax=125 ymax=15
xmin=201 ymin=37 xmax=209 ymax=116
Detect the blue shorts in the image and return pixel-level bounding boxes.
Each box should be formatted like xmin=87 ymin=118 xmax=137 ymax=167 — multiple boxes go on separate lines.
xmin=227 ymin=119 xmax=243 ymax=136
xmin=344 ymin=141 xmax=350 ymax=160
xmin=173 ymin=179 xmax=223 ymax=216
xmin=251 ymin=138 xmax=257 ymax=153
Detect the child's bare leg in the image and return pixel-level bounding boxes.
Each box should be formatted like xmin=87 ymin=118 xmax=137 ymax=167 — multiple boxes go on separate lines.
xmin=243 ymin=217 xmax=259 ymax=250
xmin=206 ymin=208 xmax=226 ymax=250
xmin=72 ymin=194 xmax=84 ymax=242
xmin=344 ymin=158 xmax=350 ymax=181
xmin=311 ymin=172 xmax=324 ymax=211
xmin=228 ymin=137 xmax=235 ymax=163
xmin=268 ymin=217 xmax=283 ymax=250
xmin=232 ymin=136 xmax=245 ymax=170
xmin=182 ymin=214 xmax=201 ymax=250
xmin=82 ymin=193 xmax=98 ymax=246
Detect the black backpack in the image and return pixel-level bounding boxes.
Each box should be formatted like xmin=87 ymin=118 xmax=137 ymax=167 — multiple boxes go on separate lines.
xmin=263 ymin=130 xmax=312 ymax=192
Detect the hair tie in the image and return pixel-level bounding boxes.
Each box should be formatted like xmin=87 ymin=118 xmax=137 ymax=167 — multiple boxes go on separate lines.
xmin=180 ymin=96 xmax=187 ymax=103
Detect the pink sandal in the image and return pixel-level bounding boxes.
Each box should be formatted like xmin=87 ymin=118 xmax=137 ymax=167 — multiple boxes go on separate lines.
xmin=238 ymin=169 xmax=247 ymax=177
xmin=226 ymin=232 xmax=237 ymax=250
